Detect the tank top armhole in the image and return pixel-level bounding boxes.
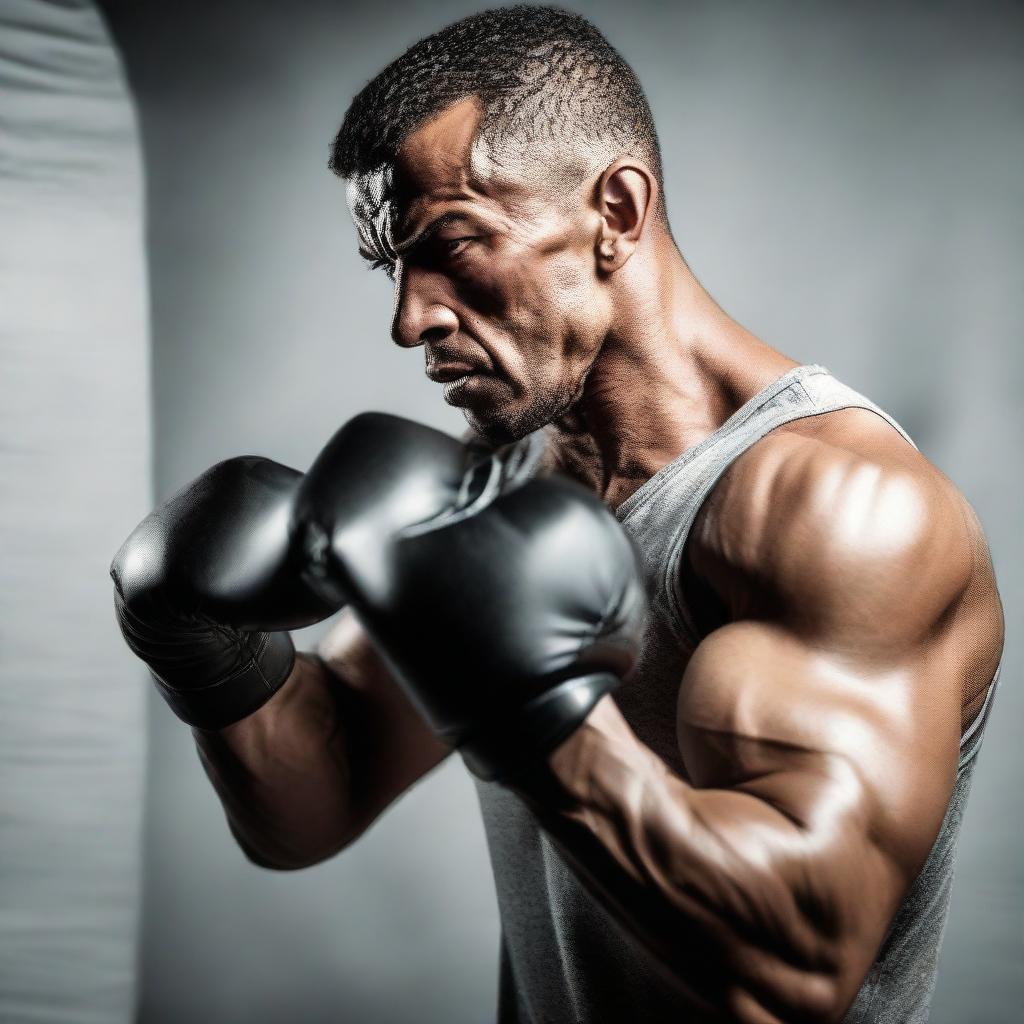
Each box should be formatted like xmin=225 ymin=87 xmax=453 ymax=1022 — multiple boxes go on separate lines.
xmin=663 ymin=394 xmax=918 ymax=650
xmin=958 ymin=662 xmax=1001 ymax=771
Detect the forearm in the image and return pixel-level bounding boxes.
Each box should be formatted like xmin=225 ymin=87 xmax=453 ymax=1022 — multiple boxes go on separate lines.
xmin=193 ymin=653 xmax=358 ymax=870
xmin=517 ymin=699 xmax=857 ymax=1022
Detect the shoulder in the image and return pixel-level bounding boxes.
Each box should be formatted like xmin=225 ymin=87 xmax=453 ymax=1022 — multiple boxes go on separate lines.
xmin=690 ymin=411 xmax=979 ymax=645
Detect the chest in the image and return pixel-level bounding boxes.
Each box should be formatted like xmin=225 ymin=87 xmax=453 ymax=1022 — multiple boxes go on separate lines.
xmin=611 ymin=513 xmax=712 ymax=779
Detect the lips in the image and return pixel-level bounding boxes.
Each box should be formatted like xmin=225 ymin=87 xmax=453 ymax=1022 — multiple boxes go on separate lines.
xmin=426 ymin=362 xmax=479 ymax=383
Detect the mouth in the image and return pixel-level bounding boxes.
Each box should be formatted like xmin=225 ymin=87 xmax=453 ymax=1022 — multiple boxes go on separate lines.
xmin=440 ymin=370 xmax=494 ymax=408
xmin=425 ymin=362 xmax=481 ymax=384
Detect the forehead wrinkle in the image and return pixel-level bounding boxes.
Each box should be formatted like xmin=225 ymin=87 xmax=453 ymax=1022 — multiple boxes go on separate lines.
xmin=347 ymin=167 xmax=401 ymax=260
xmin=347 ymin=166 xmax=395 ymax=222
xmin=382 ymin=177 xmax=507 ymax=256
xmin=388 ymin=99 xmax=532 ymax=235
xmin=348 ymin=101 xmax=577 ymax=260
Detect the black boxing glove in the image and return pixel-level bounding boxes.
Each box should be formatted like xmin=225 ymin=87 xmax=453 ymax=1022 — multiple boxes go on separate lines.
xmin=110 ymin=456 xmax=339 ymax=730
xmin=295 ymin=416 xmax=647 ymax=782
xmin=290 ymin=411 xmax=496 ymax=607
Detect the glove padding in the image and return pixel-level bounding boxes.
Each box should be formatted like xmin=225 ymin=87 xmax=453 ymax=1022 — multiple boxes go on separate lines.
xmin=110 ymin=456 xmax=338 ymax=730
xmin=296 ymin=415 xmax=648 ymax=782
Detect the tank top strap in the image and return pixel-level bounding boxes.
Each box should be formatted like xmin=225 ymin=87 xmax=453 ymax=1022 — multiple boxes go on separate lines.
xmin=621 ymin=365 xmax=918 ymax=649
xmin=798 ymin=365 xmax=917 ymax=449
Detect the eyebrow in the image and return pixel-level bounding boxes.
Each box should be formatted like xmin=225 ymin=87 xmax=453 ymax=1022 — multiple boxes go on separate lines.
xmin=358 ymin=211 xmax=471 ymax=263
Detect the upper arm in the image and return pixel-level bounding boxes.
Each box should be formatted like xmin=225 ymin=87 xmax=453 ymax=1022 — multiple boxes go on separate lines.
xmin=317 ymin=608 xmax=450 ymax=840
xmin=675 ymin=437 xmax=978 ymax=1005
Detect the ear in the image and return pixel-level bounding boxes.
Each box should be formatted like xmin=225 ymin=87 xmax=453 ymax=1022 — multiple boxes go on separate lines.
xmin=594 ymin=158 xmax=656 ymax=273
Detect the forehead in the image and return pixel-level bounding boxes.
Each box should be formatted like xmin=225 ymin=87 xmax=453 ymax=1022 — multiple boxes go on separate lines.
xmin=346 ymin=96 xmax=543 ymax=238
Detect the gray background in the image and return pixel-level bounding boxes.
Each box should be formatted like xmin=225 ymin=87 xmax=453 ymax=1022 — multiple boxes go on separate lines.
xmin=99 ymin=1 xmax=1022 ymax=1021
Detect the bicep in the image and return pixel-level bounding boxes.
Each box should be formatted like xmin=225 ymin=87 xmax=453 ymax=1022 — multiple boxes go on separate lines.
xmin=675 ymin=621 xmax=960 ymax=996
xmin=317 ymin=608 xmax=450 ymax=837
xmin=681 ymin=451 xmax=970 ymax=876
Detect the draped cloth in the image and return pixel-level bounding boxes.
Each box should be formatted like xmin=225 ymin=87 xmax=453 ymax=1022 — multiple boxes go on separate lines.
xmin=0 ymin=1 xmax=149 ymax=1019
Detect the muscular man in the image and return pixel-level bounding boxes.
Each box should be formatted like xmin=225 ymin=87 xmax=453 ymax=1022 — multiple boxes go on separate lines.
xmin=112 ymin=8 xmax=1003 ymax=1023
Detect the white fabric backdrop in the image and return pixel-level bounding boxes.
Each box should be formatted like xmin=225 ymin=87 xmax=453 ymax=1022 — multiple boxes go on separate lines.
xmin=0 ymin=1 xmax=149 ymax=1020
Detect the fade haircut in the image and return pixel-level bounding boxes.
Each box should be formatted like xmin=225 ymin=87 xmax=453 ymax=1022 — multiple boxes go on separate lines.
xmin=329 ymin=6 xmax=664 ymax=218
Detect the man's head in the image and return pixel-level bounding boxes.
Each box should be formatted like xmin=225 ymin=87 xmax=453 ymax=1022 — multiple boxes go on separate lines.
xmin=331 ymin=6 xmax=667 ymax=443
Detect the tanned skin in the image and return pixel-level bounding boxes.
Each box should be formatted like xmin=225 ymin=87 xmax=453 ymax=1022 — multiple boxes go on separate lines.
xmin=196 ymin=97 xmax=1003 ymax=1020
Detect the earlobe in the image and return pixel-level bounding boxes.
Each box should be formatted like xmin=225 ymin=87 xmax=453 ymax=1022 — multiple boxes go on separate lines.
xmin=595 ymin=159 xmax=654 ymax=272
xmin=595 ymin=234 xmax=626 ymax=275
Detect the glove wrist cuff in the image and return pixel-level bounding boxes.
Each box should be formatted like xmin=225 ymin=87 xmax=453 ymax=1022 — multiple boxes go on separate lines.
xmin=153 ymin=630 xmax=296 ymax=731
xmin=458 ymin=672 xmax=620 ymax=784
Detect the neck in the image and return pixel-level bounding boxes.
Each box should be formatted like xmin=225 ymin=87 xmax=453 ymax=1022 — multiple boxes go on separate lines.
xmin=551 ymin=237 xmax=797 ymax=508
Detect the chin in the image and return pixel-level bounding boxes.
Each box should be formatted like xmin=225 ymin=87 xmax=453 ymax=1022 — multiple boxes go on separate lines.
xmin=463 ymin=411 xmax=522 ymax=447
xmin=465 ymin=387 xmax=579 ymax=446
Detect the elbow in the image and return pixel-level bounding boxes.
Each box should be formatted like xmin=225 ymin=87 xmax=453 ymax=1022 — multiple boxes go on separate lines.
xmin=235 ymin=841 xmax=313 ymax=872
xmin=228 ymin=823 xmax=355 ymax=872
xmin=236 ymin=843 xmax=301 ymax=872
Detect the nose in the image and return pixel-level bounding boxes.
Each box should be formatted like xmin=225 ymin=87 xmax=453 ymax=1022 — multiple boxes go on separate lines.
xmin=390 ymin=264 xmax=459 ymax=349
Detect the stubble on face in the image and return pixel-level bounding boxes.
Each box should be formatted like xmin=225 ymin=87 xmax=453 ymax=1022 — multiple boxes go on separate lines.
xmin=462 ymin=341 xmax=599 ymax=445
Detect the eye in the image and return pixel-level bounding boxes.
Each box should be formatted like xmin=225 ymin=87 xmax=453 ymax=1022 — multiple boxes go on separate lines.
xmin=439 ymin=236 xmax=474 ymax=258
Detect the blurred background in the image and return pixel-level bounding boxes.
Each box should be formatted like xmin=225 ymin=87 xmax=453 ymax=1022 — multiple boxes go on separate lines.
xmin=2 ymin=0 xmax=1020 ymax=1020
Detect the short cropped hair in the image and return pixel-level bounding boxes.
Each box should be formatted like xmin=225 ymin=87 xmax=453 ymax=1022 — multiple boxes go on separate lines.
xmin=329 ymin=5 xmax=663 ymax=211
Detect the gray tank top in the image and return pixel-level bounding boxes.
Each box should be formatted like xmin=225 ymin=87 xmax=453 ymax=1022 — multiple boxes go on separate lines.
xmin=475 ymin=364 xmax=998 ymax=1023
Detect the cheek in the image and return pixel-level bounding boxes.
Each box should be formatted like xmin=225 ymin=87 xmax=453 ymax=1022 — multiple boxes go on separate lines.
xmin=467 ymin=248 xmax=596 ymax=341
xmin=450 ymin=259 xmax=549 ymax=360
xmin=528 ymin=251 xmax=607 ymax=372
xmin=545 ymin=253 xmax=602 ymax=331
xmin=547 ymin=248 xmax=592 ymax=297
